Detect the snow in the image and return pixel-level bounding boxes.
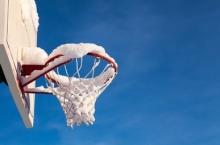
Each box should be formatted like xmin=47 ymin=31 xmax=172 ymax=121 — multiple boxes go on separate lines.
xmin=21 ymin=43 xmax=117 ymax=67
xmin=22 ymin=47 xmax=48 ymax=64
xmin=48 ymin=43 xmax=105 ymax=59
xmin=47 ymin=67 xmax=115 ymax=87
xmin=20 ymin=0 xmax=39 ymax=30
xmin=48 ymin=43 xmax=118 ymax=68
xmin=24 ymin=86 xmax=52 ymax=93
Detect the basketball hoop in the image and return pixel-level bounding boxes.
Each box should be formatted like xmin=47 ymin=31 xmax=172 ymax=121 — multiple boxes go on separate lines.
xmin=20 ymin=43 xmax=118 ymax=128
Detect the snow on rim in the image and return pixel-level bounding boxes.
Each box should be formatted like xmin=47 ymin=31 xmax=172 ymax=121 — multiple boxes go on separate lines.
xmin=47 ymin=43 xmax=118 ymax=67
xmin=48 ymin=43 xmax=105 ymax=59
xmin=22 ymin=47 xmax=48 ymax=65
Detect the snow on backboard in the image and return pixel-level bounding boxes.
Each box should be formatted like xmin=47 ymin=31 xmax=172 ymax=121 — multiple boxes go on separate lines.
xmin=0 ymin=0 xmax=37 ymax=128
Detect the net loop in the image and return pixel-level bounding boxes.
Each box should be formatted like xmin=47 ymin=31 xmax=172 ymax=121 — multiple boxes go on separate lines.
xmin=45 ymin=54 xmax=117 ymax=128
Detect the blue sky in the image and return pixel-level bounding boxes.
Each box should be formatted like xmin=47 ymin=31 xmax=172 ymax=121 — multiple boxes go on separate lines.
xmin=1 ymin=0 xmax=220 ymax=144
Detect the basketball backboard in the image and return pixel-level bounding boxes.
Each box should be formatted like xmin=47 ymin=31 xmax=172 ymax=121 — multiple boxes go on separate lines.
xmin=0 ymin=0 xmax=37 ymax=128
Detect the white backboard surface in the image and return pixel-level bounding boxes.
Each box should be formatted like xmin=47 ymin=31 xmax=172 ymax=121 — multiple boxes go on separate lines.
xmin=0 ymin=0 xmax=36 ymax=128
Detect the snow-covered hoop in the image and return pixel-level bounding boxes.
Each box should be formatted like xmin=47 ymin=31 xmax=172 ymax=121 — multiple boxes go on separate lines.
xmin=20 ymin=43 xmax=118 ymax=127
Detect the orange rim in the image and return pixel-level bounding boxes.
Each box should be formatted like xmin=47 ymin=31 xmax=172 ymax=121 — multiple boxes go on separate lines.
xmin=45 ymin=53 xmax=118 ymax=84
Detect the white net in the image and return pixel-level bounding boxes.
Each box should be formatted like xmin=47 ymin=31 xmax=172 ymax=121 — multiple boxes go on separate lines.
xmin=45 ymin=56 xmax=116 ymax=128
xmin=48 ymin=64 xmax=115 ymax=127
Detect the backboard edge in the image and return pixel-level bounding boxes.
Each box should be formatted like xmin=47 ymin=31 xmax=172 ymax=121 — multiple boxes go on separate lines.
xmin=0 ymin=43 xmax=34 ymax=128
